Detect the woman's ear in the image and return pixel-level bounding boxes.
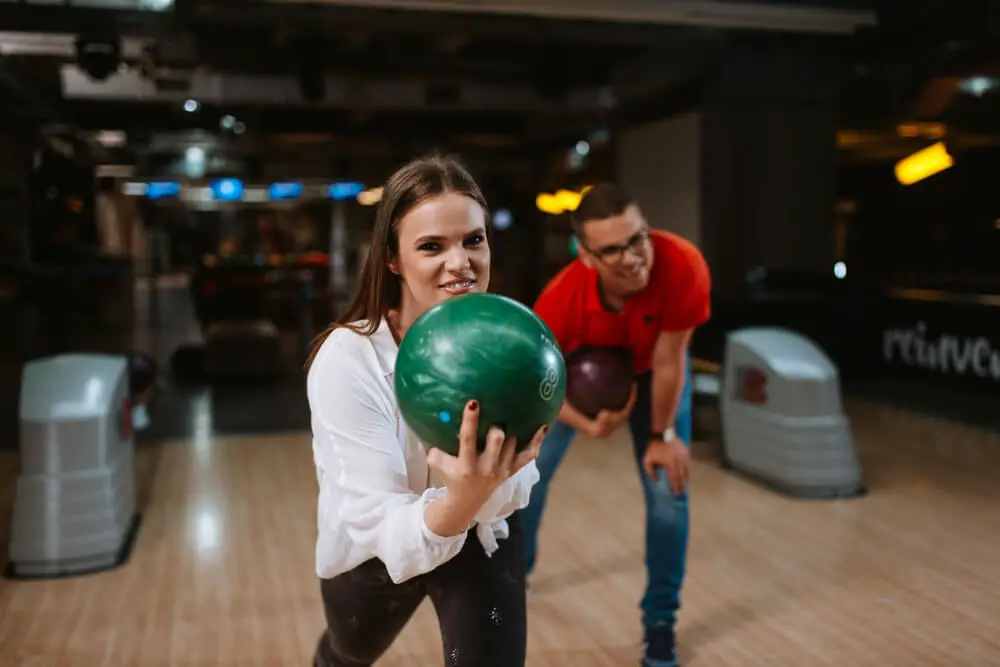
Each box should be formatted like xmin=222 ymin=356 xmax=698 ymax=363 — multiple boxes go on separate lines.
xmin=386 ymin=252 xmax=400 ymax=275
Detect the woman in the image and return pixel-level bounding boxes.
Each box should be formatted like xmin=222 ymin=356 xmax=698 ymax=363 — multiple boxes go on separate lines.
xmin=306 ymin=154 xmax=545 ymax=667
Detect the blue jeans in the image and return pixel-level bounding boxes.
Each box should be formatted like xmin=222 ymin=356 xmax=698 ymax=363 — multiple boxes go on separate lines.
xmin=521 ymin=363 xmax=693 ymax=631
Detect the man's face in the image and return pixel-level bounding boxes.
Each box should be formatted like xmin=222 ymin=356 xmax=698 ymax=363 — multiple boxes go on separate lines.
xmin=578 ymin=204 xmax=653 ymax=298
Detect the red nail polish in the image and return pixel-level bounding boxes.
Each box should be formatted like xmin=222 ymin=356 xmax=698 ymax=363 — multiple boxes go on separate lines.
xmin=469 ymin=401 xmax=479 ymax=411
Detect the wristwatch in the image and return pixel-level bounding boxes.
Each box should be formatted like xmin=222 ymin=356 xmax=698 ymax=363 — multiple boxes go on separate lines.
xmin=649 ymin=427 xmax=676 ymax=443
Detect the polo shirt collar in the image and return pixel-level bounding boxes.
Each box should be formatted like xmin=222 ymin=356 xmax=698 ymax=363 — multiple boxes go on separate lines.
xmin=585 ymin=267 xmax=638 ymax=315
xmin=584 ymin=267 xmax=607 ymax=313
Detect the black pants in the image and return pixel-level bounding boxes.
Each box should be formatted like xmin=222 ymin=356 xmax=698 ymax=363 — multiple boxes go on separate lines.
xmin=314 ymin=513 xmax=527 ymax=667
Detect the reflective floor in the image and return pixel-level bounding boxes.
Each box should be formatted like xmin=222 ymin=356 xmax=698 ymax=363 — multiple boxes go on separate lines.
xmin=130 ymin=278 xmax=314 ymax=443
xmin=1 ymin=394 xmax=999 ymax=666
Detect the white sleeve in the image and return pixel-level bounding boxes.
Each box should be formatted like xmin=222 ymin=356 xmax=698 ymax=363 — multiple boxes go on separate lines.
xmin=308 ymin=341 xmax=468 ymax=584
xmin=474 ymin=460 xmax=540 ymax=525
xmin=469 ymin=460 xmax=540 ymax=556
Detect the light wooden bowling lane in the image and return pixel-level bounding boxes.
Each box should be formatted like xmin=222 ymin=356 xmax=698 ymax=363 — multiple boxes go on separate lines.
xmin=1 ymin=397 xmax=999 ymax=666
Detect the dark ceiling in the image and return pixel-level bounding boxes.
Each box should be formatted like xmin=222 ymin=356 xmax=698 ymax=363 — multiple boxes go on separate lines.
xmin=0 ymin=0 xmax=735 ymax=179
xmin=7 ymin=0 xmax=1000 ymax=177
xmin=833 ymin=0 xmax=1000 ymax=164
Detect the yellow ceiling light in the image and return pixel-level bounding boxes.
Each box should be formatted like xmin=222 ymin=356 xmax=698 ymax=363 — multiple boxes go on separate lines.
xmin=536 ymin=193 xmax=562 ymax=215
xmin=894 ymin=141 xmax=953 ymax=186
xmin=836 ymin=130 xmax=869 ymax=148
xmin=535 ymin=186 xmax=590 ymax=215
xmin=357 ymin=186 xmax=383 ymax=206
xmin=554 ymin=189 xmax=582 ymax=211
xmin=896 ymin=122 xmax=945 ymax=139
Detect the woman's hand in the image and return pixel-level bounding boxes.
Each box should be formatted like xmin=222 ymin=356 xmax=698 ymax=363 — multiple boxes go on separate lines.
xmin=424 ymin=401 xmax=546 ymax=537
xmin=429 ymin=400 xmax=544 ymax=506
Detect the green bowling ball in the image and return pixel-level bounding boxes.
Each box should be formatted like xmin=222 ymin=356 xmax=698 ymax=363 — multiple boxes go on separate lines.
xmin=394 ymin=292 xmax=567 ymax=455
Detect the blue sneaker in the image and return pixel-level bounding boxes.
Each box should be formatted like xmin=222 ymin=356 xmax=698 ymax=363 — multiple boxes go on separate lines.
xmin=642 ymin=624 xmax=678 ymax=667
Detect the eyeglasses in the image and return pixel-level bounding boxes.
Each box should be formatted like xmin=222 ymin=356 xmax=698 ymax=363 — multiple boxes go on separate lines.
xmin=579 ymin=229 xmax=650 ymax=265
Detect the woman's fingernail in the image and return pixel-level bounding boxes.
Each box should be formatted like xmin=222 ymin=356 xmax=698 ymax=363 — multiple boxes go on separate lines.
xmin=468 ymin=400 xmax=479 ymax=412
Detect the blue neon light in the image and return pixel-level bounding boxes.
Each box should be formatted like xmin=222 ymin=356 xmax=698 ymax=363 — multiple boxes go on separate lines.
xmin=329 ymin=181 xmax=365 ymax=201
xmin=211 ymin=178 xmax=244 ymax=201
xmin=269 ymin=182 xmax=304 ymax=200
xmin=146 ymin=181 xmax=181 ymax=199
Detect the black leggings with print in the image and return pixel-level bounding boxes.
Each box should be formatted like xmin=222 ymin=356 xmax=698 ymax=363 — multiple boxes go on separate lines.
xmin=313 ymin=513 xmax=527 ymax=667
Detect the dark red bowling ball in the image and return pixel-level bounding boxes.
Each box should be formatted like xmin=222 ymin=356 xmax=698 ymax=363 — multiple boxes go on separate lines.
xmin=564 ymin=346 xmax=634 ymax=418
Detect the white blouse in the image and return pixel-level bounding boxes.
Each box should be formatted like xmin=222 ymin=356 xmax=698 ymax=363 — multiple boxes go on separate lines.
xmin=307 ymin=318 xmax=541 ymax=584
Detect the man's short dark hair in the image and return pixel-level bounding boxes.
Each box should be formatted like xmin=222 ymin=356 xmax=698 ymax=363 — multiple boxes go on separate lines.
xmin=571 ymin=183 xmax=635 ymax=234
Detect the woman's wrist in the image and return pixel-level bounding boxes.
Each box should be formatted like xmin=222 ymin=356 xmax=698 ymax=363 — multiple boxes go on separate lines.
xmin=423 ymin=488 xmax=482 ymax=538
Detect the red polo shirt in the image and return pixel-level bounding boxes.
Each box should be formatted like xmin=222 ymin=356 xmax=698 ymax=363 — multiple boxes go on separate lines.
xmin=534 ymin=230 xmax=711 ymax=375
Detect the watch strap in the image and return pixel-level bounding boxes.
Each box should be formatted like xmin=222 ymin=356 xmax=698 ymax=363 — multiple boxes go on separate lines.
xmin=649 ymin=427 xmax=676 ymax=442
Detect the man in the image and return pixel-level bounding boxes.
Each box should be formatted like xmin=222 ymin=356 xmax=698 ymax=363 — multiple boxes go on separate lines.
xmin=522 ymin=183 xmax=711 ymax=667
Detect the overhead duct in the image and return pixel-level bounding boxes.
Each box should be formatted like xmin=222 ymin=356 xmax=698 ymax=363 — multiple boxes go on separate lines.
xmin=257 ymin=0 xmax=876 ymax=35
xmin=0 ymin=0 xmax=174 ymax=10
xmin=0 ymin=32 xmax=149 ymax=58
xmin=294 ymin=39 xmax=326 ymax=104
xmin=60 ymin=65 xmax=605 ymax=113
xmin=612 ymin=31 xmax=723 ymax=103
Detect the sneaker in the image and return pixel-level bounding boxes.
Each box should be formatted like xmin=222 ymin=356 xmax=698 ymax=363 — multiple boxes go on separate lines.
xmin=642 ymin=624 xmax=678 ymax=667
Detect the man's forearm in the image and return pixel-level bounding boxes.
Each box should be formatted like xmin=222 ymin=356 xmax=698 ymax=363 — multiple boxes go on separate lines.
xmin=651 ymin=350 xmax=688 ymax=436
xmin=557 ymin=399 xmax=594 ymax=433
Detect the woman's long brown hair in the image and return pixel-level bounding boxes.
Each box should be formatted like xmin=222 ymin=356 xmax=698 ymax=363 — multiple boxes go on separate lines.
xmin=304 ymin=153 xmax=490 ymax=370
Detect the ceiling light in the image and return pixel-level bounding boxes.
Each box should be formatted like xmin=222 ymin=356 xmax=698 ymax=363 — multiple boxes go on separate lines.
xmin=960 ymin=77 xmax=997 ymax=97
